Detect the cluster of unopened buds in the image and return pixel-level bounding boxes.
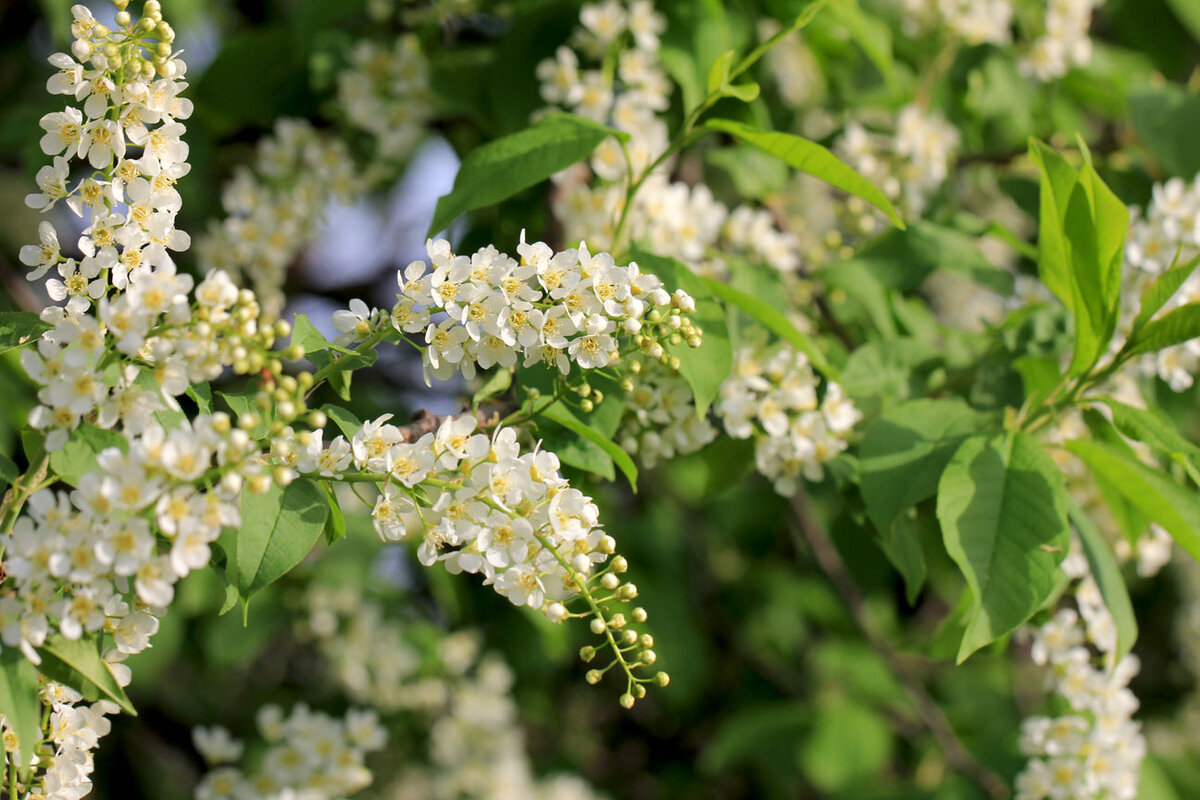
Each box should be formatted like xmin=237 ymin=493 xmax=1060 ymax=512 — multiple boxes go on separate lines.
xmin=332 ymin=235 xmax=702 ymax=384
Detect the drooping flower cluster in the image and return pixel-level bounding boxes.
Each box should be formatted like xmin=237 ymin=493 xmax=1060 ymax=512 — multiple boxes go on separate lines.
xmin=833 ymin=105 xmax=960 ymax=233
xmin=193 ymin=705 xmax=386 ymax=800
xmin=616 ymin=359 xmax=718 ymax=468
xmin=1123 ymin=175 xmax=1200 ymax=390
xmin=717 ymin=340 xmax=860 ymax=495
xmin=9 ymin=683 xmax=117 ymax=800
xmin=539 ymin=0 xmax=803 ymax=277
xmin=337 ymin=34 xmax=432 ymax=165
xmin=196 ymin=120 xmax=360 ymax=319
xmin=285 ymin=412 xmax=665 ymax=704
xmin=359 ymin=236 xmax=701 ymax=383
xmin=1014 ymin=564 xmax=1145 ymax=800
xmin=297 ymin=585 xmax=608 ymax=799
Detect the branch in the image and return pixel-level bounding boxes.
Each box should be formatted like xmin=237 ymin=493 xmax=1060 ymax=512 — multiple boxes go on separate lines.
xmin=788 ymin=488 xmax=1010 ymax=800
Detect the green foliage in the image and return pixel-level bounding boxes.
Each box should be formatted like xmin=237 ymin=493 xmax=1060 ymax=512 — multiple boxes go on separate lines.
xmin=0 ymin=647 xmax=43 ymax=778
xmin=936 ymin=432 xmax=1070 ymax=662
xmin=230 ymin=479 xmax=330 ymax=602
xmin=1071 ymin=503 xmax=1138 ymax=663
xmin=0 ymin=311 xmax=49 ymax=356
xmin=429 ymin=113 xmax=627 ymax=236
xmin=706 ymin=119 xmax=905 ymax=228
xmin=37 ymin=633 xmax=136 ymax=716
xmin=49 ymin=424 xmax=127 ymax=488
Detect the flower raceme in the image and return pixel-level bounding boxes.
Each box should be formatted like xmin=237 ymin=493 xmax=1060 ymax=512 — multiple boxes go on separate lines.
xmin=333 ymin=235 xmax=703 ymax=384
xmin=285 ymin=413 xmax=668 ymax=706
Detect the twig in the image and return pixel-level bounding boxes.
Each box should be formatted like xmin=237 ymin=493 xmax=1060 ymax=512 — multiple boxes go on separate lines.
xmin=788 ymin=488 xmax=1010 ymax=800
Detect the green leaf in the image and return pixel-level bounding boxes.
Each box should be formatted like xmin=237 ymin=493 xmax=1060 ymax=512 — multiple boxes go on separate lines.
xmin=1129 ymin=86 xmax=1200 ymax=179
xmin=727 ymin=0 xmax=830 ymax=83
xmin=472 ymin=368 xmax=513 ymax=411
xmin=706 ymin=48 xmax=736 ymax=93
xmin=49 ymin=424 xmax=127 ymax=487
xmin=187 ymin=382 xmax=213 ymax=414
xmin=307 ymin=348 xmax=379 ymax=402
xmin=1100 ymin=398 xmax=1200 ymax=467
xmin=936 ymin=432 xmax=1070 ymax=662
xmin=799 ymin=696 xmax=893 ymax=792
xmin=840 ymin=338 xmax=941 ymax=411
xmin=825 ymin=0 xmax=897 ymax=90
xmin=235 ymin=478 xmax=329 ymax=600
xmin=0 ymin=311 xmax=50 ymax=356
xmin=1027 ymin=139 xmax=1079 ymax=309
xmin=700 ymin=275 xmax=837 ymax=378
xmin=1067 ymin=439 xmax=1200 ymax=561
xmin=322 ymin=482 xmax=346 ymax=546
xmin=290 ymin=313 xmax=330 ymax=355
xmin=860 ymin=398 xmax=992 ymax=540
xmin=706 ymin=119 xmax=904 ymax=229
xmin=0 ymin=647 xmax=44 ymax=778
xmin=1070 ymin=502 xmax=1138 ymax=664
xmin=429 ymin=113 xmax=626 ymax=236
xmin=320 ymin=404 xmax=362 ymax=438
xmin=1132 ymin=251 xmax=1200 ymax=334
xmin=219 ymin=389 xmax=272 ymax=439
xmin=37 ymin=633 xmax=136 ymax=716
xmin=630 ymin=251 xmax=732 ymax=416
xmin=0 ymin=452 xmax=17 ymax=493
xmin=1126 ymin=302 xmax=1200 ymax=356
xmin=540 ymin=402 xmax=638 ymax=491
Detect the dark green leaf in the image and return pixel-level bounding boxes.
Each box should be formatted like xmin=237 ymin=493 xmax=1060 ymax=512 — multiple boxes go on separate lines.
xmin=0 ymin=311 xmax=50 ymax=356
xmin=1070 ymin=502 xmax=1137 ymax=663
xmin=1129 ymin=86 xmax=1200 ymax=179
xmin=0 ymin=452 xmax=17 ymax=493
xmin=49 ymin=424 xmax=127 ymax=487
xmin=37 ymin=633 xmax=136 ymax=715
xmin=322 ymin=482 xmax=346 ymax=546
xmin=320 ymin=404 xmax=362 ymax=438
xmin=631 ymin=252 xmax=732 ymax=416
xmin=235 ymin=478 xmax=329 ymax=600
xmin=706 ymin=118 xmax=904 ymax=229
xmin=540 ymin=402 xmax=638 ymax=491
xmin=290 ymin=313 xmax=330 ymax=355
xmin=799 ymin=696 xmax=893 ymax=792
xmin=937 ymin=432 xmax=1070 ymax=662
xmin=429 ymin=113 xmax=626 ymax=236
xmin=0 ymin=647 xmax=43 ymax=778
xmin=1067 ymin=439 xmax=1200 ymax=561
xmin=860 ymin=398 xmax=992 ymax=539
xmin=472 ymin=368 xmax=513 ymax=411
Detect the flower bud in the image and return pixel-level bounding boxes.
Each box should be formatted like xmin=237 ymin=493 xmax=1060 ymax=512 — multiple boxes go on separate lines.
xmin=631 ymin=607 xmax=647 ymax=623
xmin=601 ymin=573 xmax=619 ymax=590
xmin=611 ymin=556 xmax=628 ymax=573
xmin=272 ymin=466 xmax=295 ymax=487
xmin=249 ymin=474 xmax=272 ymax=494
xmin=579 ymin=646 xmax=596 ymax=662
xmin=307 ymin=411 xmax=327 ymax=429
xmin=585 ymin=670 xmax=602 ymax=685
xmin=589 ymin=618 xmax=606 ymax=635
xmin=571 ymin=554 xmax=591 ymax=574
xmin=641 ymin=649 xmax=657 ymax=665
xmin=547 ymin=602 xmax=567 ymax=622
xmin=655 ymin=671 xmax=670 ymax=687
xmin=619 ymin=693 xmax=635 ymax=709
xmin=639 ymin=634 xmax=654 ymax=648
xmin=634 ymin=684 xmax=646 ymax=699
xmin=620 ymin=630 xmax=637 ymax=646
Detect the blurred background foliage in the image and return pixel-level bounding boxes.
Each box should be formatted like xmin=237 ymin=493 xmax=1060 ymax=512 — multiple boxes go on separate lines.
xmin=2 ymin=0 xmax=1200 ymax=798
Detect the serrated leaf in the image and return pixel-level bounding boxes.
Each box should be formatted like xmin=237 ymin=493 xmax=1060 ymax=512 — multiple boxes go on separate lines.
xmin=290 ymin=313 xmax=330 ymax=355
xmin=1126 ymin=302 xmax=1200 ymax=355
xmin=1132 ymin=251 xmax=1200 ymax=334
xmin=630 ymin=251 xmax=732 ymax=417
xmin=1070 ymin=502 xmax=1137 ymax=664
xmin=320 ymin=404 xmax=362 ymax=438
xmin=540 ymin=402 xmax=638 ymax=491
xmin=860 ymin=398 xmax=992 ymax=539
xmin=700 ymin=275 xmax=837 ymax=378
xmin=49 ymin=424 xmax=127 ymax=487
xmin=706 ymin=119 xmax=904 ymax=229
xmin=429 ymin=113 xmax=625 ymax=236
xmin=937 ymin=432 xmax=1070 ymax=662
xmin=1066 ymin=438 xmax=1200 ymax=561
xmin=0 ymin=647 xmax=44 ymax=778
xmin=235 ymin=478 xmax=329 ymax=600
xmin=37 ymin=633 xmax=136 ymax=716
xmin=0 ymin=311 xmax=50 ymax=356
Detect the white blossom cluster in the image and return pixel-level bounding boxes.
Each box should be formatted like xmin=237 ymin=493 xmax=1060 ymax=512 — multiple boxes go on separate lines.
xmin=1020 ymin=0 xmax=1103 ymax=82
xmin=193 ymin=704 xmax=386 ymax=800
xmin=1 ymin=683 xmax=117 ymax=800
xmin=538 ymin=0 xmax=802 ymax=277
xmin=616 ymin=359 xmax=718 ymax=468
xmin=196 ymin=119 xmax=360 ymax=319
xmin=1123 ymin=175 xmax=1200 ymax=391
xmin=355 ymin=236 xmax=700 ymax=383
xmin=337 ymin=34 xmax=432 ymax=165
xmin=1015 ymin=568 xmax=1145 ymax=800
xmin=298 ymin=586 xmax=607 ymax=800
xmin=834 ymin=105 xmax=960 ymax=231
xmin=717 ymin=340 xmax=860 ymax=495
